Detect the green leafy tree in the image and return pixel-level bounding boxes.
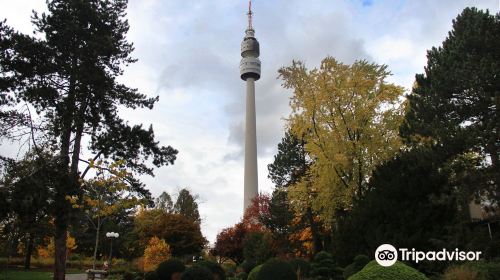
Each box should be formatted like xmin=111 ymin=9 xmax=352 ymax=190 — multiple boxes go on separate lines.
xmin=174 ymin=188 xmax=201 ymax=223
xmin=134 ymin=209 xmax=206 ymax=258
xmin=156 ymin=191 xmax=174 ymax=213
xmin=0 ymin=1 xmax=177 ymax=278
xmin=400 ymin=7 xmax=500 ymax=204
xmin=243 ymin=232 xmax=274 ymax=265
xmin=0 ymin=150 xmax=56 ymax=269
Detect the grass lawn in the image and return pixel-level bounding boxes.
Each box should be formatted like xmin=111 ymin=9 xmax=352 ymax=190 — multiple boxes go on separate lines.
xmin=0 ymin=270 xmax=52 ymax=280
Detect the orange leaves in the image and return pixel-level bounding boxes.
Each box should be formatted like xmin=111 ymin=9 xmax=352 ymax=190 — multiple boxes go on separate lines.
xmin=289 ymin=227 xmax=313 ymax=258
xmin=143 ymin=236 xmax=171 ymax=272
xmin=36 ymin=233 xmax=77 ymax=259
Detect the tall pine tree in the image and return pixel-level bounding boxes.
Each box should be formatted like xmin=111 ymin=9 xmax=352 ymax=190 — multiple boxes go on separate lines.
xmin=0 ymin=1 xmax=177 ymax=278
xmin=400 ymin=8 xmax=500 ymax=203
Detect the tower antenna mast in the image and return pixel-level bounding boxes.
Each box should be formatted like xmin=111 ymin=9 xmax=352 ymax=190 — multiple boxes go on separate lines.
xmin=247 ymin=0 xmax=253 ymax=30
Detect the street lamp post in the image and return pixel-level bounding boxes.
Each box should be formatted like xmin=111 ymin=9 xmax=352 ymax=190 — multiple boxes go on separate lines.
xmin=105 ymin=232 xmax=119 ymax=275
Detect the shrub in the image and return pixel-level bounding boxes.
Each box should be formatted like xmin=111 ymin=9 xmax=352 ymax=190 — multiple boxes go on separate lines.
xmin=68 ymin=253 xmax=82 ymax=261
xmin=240 ymin=260 xmax=257 ymax=274
xmin=222 ymin=263 xmax=237 ymax=277
xmin=256 ymin=259 xmax=296 ymax=280
xmin=181 ymin=265 xmax=214 ymax=280
xmin=443 ymin=266 xmax=479 ymax=280
xmin=349 ymin=260 xmax=428 ymax=280
xmin=122 ymin=271 xmax=136 ymax=280
xmin=145 ymin=271 xmax=159 ymax=280
xmin=243 ymin=232 xmax=274 ymax=265
xmin=143 ymin=236 xmax=172 ymax=272
xmin=310 ymin=251 xmax=342 ymax=280
xmin=196 ymin=261 xmax=226 ymax=280
xmin=156 ymin=259 xmax=185 ymax=280
xmin=235 ymin=271 xmax=248 ymax=280
xmin=343 ymin=255 xmax=370 ymax=279
xmin=289 ymin=258 xmax=311 ymax=279
xmin=247 ymin=264 xmax=262 ymax=280
xmin=444 ymin=261 xmax=500 ymax=280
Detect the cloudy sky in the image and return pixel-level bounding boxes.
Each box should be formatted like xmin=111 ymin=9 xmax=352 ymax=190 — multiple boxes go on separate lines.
xmin=0 ymin=0 xmax=498 ymax=244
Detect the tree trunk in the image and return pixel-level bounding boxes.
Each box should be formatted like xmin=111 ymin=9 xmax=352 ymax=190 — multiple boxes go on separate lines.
xmin=306 ymin=206 xmax=323 ymax=254
xmin=54 ymin=136 xmax=71 ymax=280
xmin=54 ymin=214 xmax=67 ymax=280
xmin=23 ymin=234 xmax=34 ymax=270
xmin=53 ymin=56 xmax=77 ymax=280
xmin=93 ymin=220 xmax=101 ymax=269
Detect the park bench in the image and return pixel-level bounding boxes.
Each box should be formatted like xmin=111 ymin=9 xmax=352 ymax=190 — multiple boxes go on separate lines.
xmin=85 ymin=269 xmax=108 ymax=279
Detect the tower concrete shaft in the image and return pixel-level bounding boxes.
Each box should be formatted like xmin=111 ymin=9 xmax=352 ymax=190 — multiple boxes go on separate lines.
xmin=240 ymin=0 xmax=260 ymax=211
xmin=244 ymin=78 xmax=258 ymax=211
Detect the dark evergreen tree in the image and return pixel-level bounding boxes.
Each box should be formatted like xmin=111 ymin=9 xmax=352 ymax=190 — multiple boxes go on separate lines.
xmin=400 ymin=7 xmax=500 ymax=203
xmin=259 ymin=189 xmax=294 ymax=255
xmin=332 ymin=148 xmax=458 ymax=273
xmin=310 ymin=251 xmax=341 ymax=280
xmin=174 ymin=188 xmax=200 ymax=223
xmin=268 ymin=131 xmax=310 ymax=188
xmin=0 ymin=1 xmax=177 ymax=278
xmin=267 ymin=131 xmax=323 ymax=253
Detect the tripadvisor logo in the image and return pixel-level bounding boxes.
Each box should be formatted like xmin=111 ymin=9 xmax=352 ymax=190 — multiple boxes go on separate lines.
xmin=375 ymin=244 xmax=398 ymax=267
xmin=375 ymin=244 xmax=482 ymax=267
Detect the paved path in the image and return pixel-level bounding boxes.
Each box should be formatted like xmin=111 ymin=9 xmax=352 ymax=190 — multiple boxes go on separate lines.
xmin=65 ymin=274 xmax=86 ymax=280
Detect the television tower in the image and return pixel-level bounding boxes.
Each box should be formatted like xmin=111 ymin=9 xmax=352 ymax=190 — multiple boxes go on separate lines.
xmin=240 ymin=0 xmax=261 ymax=211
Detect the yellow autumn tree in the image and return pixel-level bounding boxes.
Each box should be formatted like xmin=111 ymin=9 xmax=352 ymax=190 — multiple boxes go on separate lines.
xmin=68 ymin=160 xmax=144 ymax=269
xmin=143 ymin=236 xmax=171 ymax=272
xmin=37 ymin=233 xmax=77 ymax=259
xmin=279 ymin=57 xmax=406 ymax=223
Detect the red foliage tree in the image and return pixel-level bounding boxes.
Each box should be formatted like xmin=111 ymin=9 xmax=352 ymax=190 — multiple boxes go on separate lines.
xmin=212 ymin=194 xmax=272 ymax=264
xmin=211 ymin=222 xmax=247 ymax=264
xmin=242 ymin=193 xmax=270 ymax=230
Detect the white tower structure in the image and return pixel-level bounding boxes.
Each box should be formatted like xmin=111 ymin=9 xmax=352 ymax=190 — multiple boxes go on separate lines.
xmin=240 ymin=0 xmax=261 ymax=211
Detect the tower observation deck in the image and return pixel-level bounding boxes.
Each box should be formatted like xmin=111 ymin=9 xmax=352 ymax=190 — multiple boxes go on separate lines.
xmin=240 ymin=0 xmax=260 ymax=211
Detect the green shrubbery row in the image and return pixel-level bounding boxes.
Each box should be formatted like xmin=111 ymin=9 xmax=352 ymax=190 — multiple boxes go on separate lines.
xmin=221 ymin=253 xmax=500 ymax=280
